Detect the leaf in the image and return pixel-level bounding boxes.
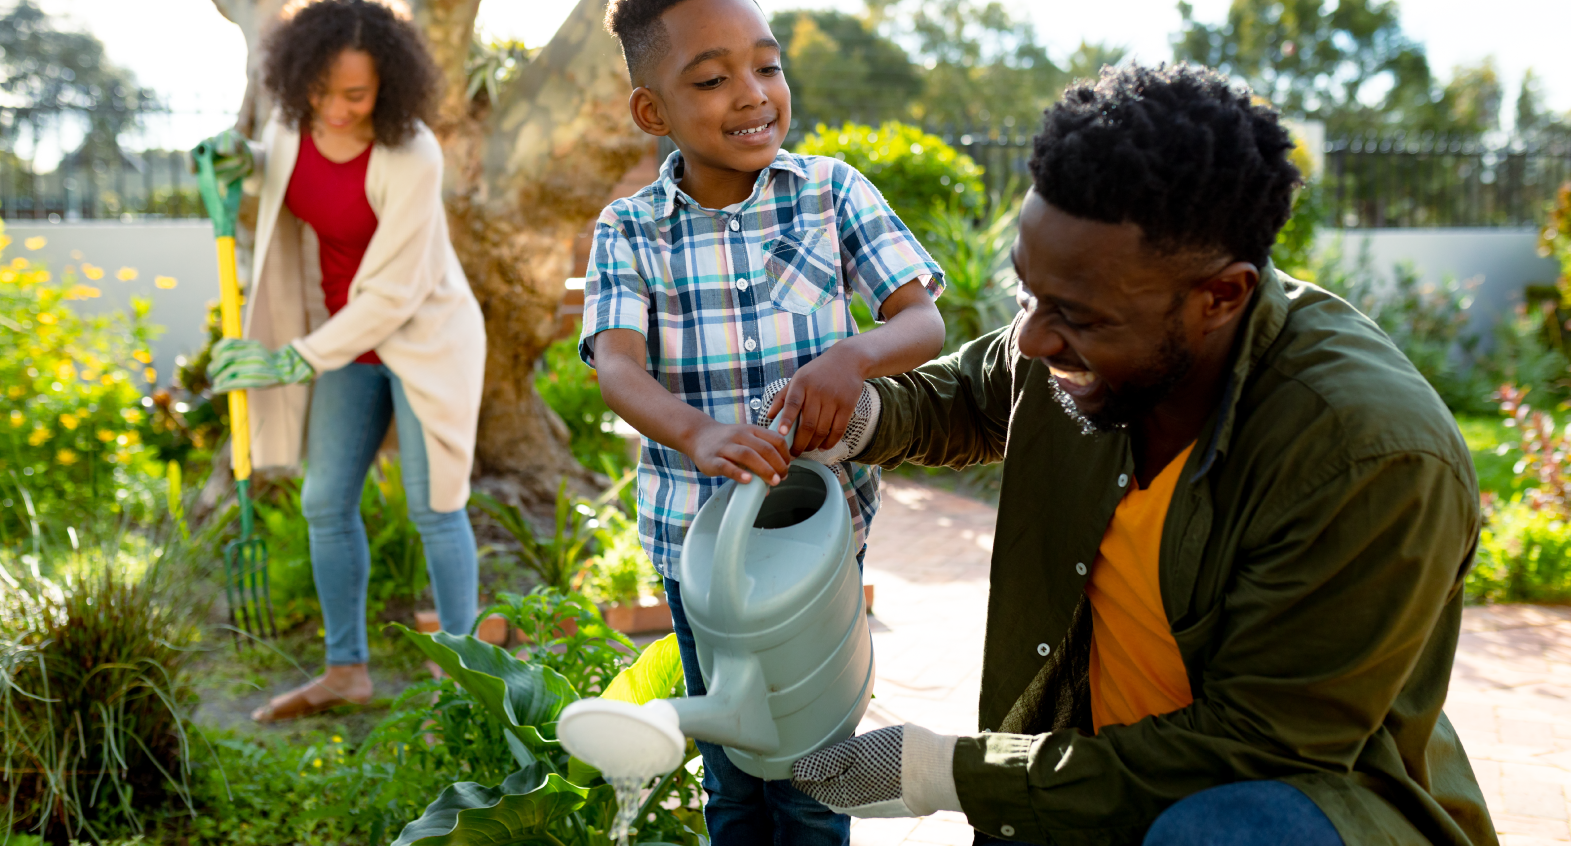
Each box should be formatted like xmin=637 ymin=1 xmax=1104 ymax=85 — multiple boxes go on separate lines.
xmin=390 ymin=764 xmax=591 ymax=846
xmin=602 ymin=633 xmax=683 ymax=705
xmin=394 ymin=623 xmax=579 ymax=749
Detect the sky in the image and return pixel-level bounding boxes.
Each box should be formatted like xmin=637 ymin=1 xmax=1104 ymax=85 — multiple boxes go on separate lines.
xmin=19 ymin=0 xmax=1571 ymax=165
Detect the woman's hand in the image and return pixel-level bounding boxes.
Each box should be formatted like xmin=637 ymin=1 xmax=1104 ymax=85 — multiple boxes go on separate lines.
xmin=191 ymin=128 xmax=254 ymax=184
xmin=209 ymin=339 xmax=315 ymax=393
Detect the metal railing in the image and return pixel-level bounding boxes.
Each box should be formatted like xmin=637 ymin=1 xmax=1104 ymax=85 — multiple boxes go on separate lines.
xmin=0 ymin=149 xmax=204 ymax=221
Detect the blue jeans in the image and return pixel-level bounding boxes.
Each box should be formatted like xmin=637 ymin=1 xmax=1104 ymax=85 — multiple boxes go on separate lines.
xmin=302 ymin=363 xmax=478 ymax=665
xmin=665 ymin=575 xmax=851 ymax=846
xmin=975 ymin=779 xmax=1343 ymax=845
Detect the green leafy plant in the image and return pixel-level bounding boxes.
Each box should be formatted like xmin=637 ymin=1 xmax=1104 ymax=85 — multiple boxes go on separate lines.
xmin=0 ymin=543 xmax=202 ymax=843
xmin=472 ymin=480 xmax=599 ymax=594
xmin=0 ymin=225 xmax=163 ymax=548
xmin=797 ymin=121 xmax=986 ymax=230
xmin=479 ymin=587 xmax=639 ymax=699
xmin=580 ymin=507 xmax=662 ymax=608
xmin=919 ymin=198 xmax=1021 ymax=354
xmin=536 ymin=338 xmax=632 ymax=475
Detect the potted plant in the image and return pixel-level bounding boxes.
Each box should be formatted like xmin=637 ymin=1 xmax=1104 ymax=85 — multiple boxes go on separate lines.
xmin=582 ymin=509 xmax=671 ymax=635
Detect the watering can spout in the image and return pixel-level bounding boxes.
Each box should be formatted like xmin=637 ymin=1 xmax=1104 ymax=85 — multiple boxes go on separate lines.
xmin=666 ymin=651 xmax=780 ymax=753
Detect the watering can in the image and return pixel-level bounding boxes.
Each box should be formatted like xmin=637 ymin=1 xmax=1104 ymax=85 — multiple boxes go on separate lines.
xmin=559 ymin=458 xmax=874 ymax=781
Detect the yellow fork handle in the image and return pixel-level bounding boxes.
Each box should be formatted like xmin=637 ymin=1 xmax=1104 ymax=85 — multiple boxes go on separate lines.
xmin=216 ymin=236 xmax=252 ymax=482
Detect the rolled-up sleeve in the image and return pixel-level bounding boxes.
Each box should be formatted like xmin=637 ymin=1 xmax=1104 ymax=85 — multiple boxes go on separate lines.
xmin=579 ymin=206 xmax=652 ymax=368
xmin=832 ymin=162 xmax=945 ymax=316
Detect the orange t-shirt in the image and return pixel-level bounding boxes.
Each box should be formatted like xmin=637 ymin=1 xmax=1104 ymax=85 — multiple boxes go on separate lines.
xmin=1086 ymin=442 xmax=1196 ymax=732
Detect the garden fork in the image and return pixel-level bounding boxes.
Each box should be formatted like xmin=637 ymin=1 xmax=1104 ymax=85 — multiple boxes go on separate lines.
xmin=193 ymin=138 xmax=278 ymax=646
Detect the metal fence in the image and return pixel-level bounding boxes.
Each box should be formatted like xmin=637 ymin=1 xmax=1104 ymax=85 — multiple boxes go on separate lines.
xmin=0 ymin=149 xmax=204 ymax=221
xmin=1323 ymin=134 xmax=1571 ymax=228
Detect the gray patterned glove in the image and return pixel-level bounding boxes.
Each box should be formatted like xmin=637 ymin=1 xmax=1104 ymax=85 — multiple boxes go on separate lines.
xmin=759 ymin=378 xmax=881 ymax=465
xmin=790 ymin=724 xmax=961 ymax=818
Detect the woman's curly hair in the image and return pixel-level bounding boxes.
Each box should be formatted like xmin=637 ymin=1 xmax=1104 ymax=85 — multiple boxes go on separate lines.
xmin=263 ymin=0 xmax=439 ymax=147
xmin=1030 ymin=63 xmax=1301 ymax=269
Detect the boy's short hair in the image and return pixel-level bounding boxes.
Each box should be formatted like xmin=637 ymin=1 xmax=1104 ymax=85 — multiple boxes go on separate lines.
xmin=1029 ymin=63 xmax=1301 ymax=269
xmin=604 ymin=0 xmax=690 ymax=86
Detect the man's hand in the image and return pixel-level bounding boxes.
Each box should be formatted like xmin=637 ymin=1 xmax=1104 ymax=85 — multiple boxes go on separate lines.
xmin=688 ymin=420 xmax=791 ymax=486
xmin=209 ymin=338 xmax=315 ymax=393
xmin=766 ymin=344 xmax=867 ymax=456
xmin=791 ymin=724 xmax=962 ymax=818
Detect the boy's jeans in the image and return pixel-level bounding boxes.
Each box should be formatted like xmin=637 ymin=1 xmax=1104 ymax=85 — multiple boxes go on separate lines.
xmin=302 ymin=363 xmax=478 ymax=665
xmin=665 ymin=575 xmax=852 ymax=846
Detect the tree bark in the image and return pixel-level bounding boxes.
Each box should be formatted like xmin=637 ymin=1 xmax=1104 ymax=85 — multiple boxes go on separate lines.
xmin=210 ymin=0 xmax=648 ymax=512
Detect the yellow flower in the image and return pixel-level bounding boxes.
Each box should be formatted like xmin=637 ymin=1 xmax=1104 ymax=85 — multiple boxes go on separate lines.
xmin=58 ymin=413 xmax=78 ymax=430
xmin=144 ymin=367 xmax=157 ymax=383
xmin=133 ymin=350 xmax=152 ymax=364
xmin=65 ymin=284 xmax=101 ymax=300
xmin=117 ymin=267 xmax=138 ymax=281
xmin=312 ymin=758 xmax=322 ymax=768
xmin=332 ymin=735 xmax=343 ymax=744
xmin=8 ymin=411 xmax=22 ymax=428
xmin=24 ymin=236 xmax=46 ymax=250
xmin=114 ymin=449 xmax=131 ymax=464
xmin=0 ymin=235 xmax=10 ymax=251
xmin=0 ymin=270 xmax=13 ymax=284
xmin=56 ymin=449 xmax=77 ymax=465
xmin=81 ymin=263 xmax=103 ymax=280
xmin=79 ymin=369 xmax=97 ymax=382
xmin=6 ymin=385 xmax=23 ymax=399
xmin=97 ymin=429 xmax=115 ymax=442
xmin=36 ymin=312 xmax=56 ymax=325
xmin=100 ymin=374 xmax=114 ymax=386
xmin=56 ymin=362 xmax=76 ymax=381
xmin=154 ymin=275 xmax=177 ymax=289
xmin=36 ymin=271 xmax=50 ymax=283
xmin=28 ymin=429 xmax=49 ymax=446
xmin=10 ymin=257 xmax=28 ymax=270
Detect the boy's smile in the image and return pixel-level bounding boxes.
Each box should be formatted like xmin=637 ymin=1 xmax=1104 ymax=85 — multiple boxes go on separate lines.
xmin=628 ymin=0 xmax=791 ymax=209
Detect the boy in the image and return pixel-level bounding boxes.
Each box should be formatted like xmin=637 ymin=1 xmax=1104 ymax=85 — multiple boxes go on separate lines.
xmin=581 ymin=0 xmax=946 ymax=841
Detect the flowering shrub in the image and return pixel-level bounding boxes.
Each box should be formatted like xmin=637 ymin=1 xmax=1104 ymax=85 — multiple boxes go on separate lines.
xmin=0 ymin=225 xmax=161 ymax=545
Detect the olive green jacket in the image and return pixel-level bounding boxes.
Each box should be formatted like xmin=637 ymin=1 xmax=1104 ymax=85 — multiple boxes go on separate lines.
xmin=862 ymin=268 xmax=1494 ymax=845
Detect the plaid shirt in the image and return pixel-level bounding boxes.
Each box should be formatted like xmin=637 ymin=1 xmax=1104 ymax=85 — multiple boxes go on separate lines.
xmin=579 ymin=150 xmax=944 ymax=577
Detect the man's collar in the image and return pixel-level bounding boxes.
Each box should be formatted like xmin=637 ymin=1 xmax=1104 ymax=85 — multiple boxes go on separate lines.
xmin=1190 ymin=261 xmax=1292 ymax=481
xmin=650 ymin=149 xmax=808 ymax=219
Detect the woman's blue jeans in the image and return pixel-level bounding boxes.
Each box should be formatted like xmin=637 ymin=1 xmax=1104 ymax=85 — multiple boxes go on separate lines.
xmin=301 ymin=363 xmax=478 ymax=666
xmin=665 ymin=576 xmax=851 ymax=846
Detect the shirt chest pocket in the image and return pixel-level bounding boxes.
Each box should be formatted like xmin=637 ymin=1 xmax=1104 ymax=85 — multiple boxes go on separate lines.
xmin=763 ymin=226 xmax=840 ymax=315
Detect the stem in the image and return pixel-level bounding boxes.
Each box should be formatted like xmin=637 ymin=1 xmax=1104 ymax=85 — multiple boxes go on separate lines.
xmin=635 ymin=765 xmax=684 ymax=822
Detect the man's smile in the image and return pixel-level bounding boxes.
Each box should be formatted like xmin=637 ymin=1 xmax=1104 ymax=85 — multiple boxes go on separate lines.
xmin=1049 ymin=364 xmax=1099 ymax=398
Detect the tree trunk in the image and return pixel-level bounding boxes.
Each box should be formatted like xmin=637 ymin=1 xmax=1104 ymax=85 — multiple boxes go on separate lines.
xmin=210 ymin=0 xmax=648 ymax=512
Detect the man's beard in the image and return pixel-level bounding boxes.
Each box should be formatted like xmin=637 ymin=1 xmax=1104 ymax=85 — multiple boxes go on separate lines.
xmin=1051 ymin=321 xmax=1196 ymax=435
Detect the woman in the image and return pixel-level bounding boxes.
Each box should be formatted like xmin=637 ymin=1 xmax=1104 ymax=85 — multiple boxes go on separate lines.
xmin=202 ymin=0 xmax=486 ymax=723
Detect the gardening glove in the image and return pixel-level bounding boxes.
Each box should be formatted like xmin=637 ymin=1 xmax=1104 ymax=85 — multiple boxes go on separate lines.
xmin=791 ymin=724 xmax=961 ymax=818
xmin=759 ymin=378 xmax=882 ymax=465
xmin=209 ymin=338 xmax=315 ymax=393
xmin=190 ymin=128 xmax=254 ymax=184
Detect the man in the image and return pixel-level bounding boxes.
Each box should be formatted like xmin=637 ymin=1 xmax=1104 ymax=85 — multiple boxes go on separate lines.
xmin=790 ymin=64 xmax=1495 ymax=845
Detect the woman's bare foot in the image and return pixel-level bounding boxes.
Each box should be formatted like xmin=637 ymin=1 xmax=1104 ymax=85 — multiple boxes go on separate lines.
xmin=251 ymin=663 xmax=373 ymax=723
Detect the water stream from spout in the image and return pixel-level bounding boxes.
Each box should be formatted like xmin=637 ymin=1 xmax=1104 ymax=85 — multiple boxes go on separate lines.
xmin=608 ymin=774 xmax=649 ymax=845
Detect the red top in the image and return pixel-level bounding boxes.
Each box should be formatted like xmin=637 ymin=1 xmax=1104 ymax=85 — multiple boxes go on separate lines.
xmin=285 ymin=132 xmax=381 ymax=365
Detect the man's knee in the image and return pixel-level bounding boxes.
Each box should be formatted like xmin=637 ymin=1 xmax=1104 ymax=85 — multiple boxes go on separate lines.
xmin=1143 ymin=781 xmax=1342 ymax=846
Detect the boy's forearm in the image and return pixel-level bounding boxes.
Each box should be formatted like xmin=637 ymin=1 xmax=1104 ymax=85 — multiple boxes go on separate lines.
xmin=597 ymin=354 xmax=713 ymax=457
xmin=830 ymin=290 xmax=945 ymax=380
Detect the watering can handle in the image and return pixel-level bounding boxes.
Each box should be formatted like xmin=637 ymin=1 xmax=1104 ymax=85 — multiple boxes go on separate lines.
xmin=710 ymin=415 xmax=798 ymax=620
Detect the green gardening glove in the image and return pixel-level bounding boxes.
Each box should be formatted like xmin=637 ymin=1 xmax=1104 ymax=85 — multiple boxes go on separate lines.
xmin=189 ymin=128 xmax=254 ymax=184
xmin=209 ymin=338 xmax=315 ymax=393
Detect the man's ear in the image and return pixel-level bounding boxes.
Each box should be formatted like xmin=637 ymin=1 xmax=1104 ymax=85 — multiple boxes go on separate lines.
xmin=1196 ymin=261 xmax=1259 ymax=334
xmin=629 ymin=87 xmax=670 ymax=137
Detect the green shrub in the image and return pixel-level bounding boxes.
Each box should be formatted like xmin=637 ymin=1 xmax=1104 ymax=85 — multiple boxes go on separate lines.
xmin=797 ymin=121 xmax=985 ymax=230
xmin=0 ymin=226 xmax=163 ymax=547
xmin=0 ymin=544 xmax=201 ymax=843
xmin=920 ymin=199 xmax=1020 ymax=354
xmin=580 ymin=507 xmax=661 ymax=606
xmin=535 ymin=338 xmax=631 ymax=475
xmin=1470 ymin=500 xmax=1571 ymax=603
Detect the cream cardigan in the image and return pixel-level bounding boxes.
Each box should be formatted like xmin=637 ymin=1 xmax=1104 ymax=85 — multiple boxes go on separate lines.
xmin=242 ymin=116 xmax=486 ymax=512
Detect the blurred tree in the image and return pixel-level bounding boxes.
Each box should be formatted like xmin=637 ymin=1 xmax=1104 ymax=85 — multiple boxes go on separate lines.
xmin=0 ymin=1 xmax=161 ymax=162
xmin=1065 ymin=40 xmax=1128 ymax=84
xmin=1173 ymin=0 xmax=1436 ymax=136
xmin=1433 ymin=59 xmax=1503 ymax=136
xmin=772 ymin=10 xmax=921 ymax=125
xmin=207 ymin=0 xmax=649 ymax=510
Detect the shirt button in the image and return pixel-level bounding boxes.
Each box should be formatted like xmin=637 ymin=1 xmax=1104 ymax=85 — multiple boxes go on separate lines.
xmin=744 ymin=337 xmax=757 ymax=352
xmin=749 ymin=397 xmax=762 ymax=410
xmin=1117 ymin=473 xmax=1129 ymax=488
xmin=1075 ymin=562 xmax=1087 ymax=576
xmin=736 ymin=278 xmax=748 ymax=291
xmin=729 ymin=218 xmax=740 ymax=231
xmin=1036 ymin=643 xmax=1050 ymax=657
xmin=1000 ymin=825 xmax=1016 ymax=837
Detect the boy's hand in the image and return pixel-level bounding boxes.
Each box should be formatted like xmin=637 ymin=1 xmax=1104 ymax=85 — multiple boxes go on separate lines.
xmin=690 ymin=420 xmax=792 ymax=486
xmin=766 ymin=346 xmax=867 ymax=456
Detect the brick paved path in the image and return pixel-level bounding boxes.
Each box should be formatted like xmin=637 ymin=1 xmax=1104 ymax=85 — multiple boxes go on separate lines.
xmin=851 ymin=478 xmax=1571 ymax=846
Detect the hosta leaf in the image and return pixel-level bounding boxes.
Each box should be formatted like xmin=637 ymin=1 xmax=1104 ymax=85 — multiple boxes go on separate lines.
xmin=391 ymin=764 xmax=590 ymax=846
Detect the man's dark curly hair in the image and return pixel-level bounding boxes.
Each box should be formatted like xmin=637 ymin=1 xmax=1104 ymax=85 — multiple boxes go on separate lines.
xmin=603 ymin=0 xmax=691 ymax=86
xmin=1030 ymin=63 xmax=1301 ymax=270
xmin=263 ymin=0 xmax=438 ymax=147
